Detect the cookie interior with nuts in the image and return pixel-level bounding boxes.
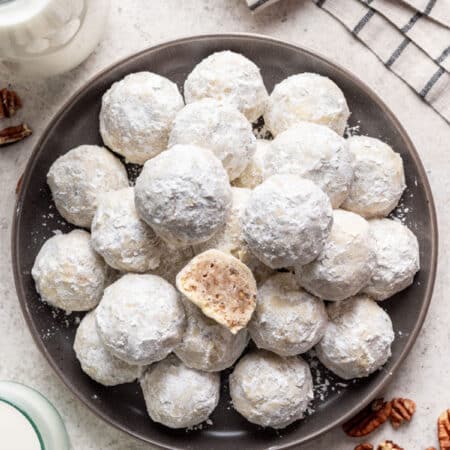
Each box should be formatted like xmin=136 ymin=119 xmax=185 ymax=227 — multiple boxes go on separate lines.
xmin=176 ymin=249 xmax=257 ymax=334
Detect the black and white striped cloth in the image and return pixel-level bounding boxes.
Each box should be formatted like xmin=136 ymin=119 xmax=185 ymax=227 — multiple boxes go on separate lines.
xmin=247 ymin=0 xmax=450 ymax=124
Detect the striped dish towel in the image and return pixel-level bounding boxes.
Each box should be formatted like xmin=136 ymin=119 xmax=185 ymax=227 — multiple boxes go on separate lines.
xmin=247 ymin=0 xmax=450 ymax=124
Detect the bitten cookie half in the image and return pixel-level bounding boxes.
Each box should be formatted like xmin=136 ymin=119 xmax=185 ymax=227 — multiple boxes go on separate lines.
xmin=176 ymin=249 xmax=257 ymax=334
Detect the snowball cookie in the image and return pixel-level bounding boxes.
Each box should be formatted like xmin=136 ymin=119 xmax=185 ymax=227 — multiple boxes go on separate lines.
xmin=74 ymin=311 xmax=143 ymax=386
xmin=265 ymin=73 xmax=350 ymax=136
xmin=47 ymin=145 xmax=128 ymax=228
xmin=264 ymin=122 xmax=353 ymax=208
xmin=176 ymin=249 xmax=257 ymax=334
xmin=32 ymin=230 xmax=108 ymax=312
xmin=168 ymin=99 xmax=256 ymax=180
xmin=249 ymin=273 xmax=327 ymax=356
xmin=184 ymin=51 xmax=269 ymax=122
xmin=342 ymin=136 xmax=406 ymax=218
xmin=243 ymin=174 xmax=333 ymax=269
xmin=364 ymin=219 xmax=420 ymax=301
xmin=99 ymin=72 xmax=184 ymax=164
xmin=194 ymin=187 xmax=273 ymax=285
xmin=229 ymin=350 xmax=313 ymax=429
xmin=234 ymin=139 xmax=272 ymax=189
xmin=175 ymin=298 xmax=249 ymax=372
xmin=296 ymin=209 xmax=375 ymax=301
xmin=135 ymin=145 xmax=232 ymax=247
xmin=95 ymin=274 xmax=185 ymax=365
xmin=316 ymin=295 xmax=395 ymax=379
xmin=91 ymin=187 xmax=161 ymax=273
xmin=141 ymin=354 xmax=220 ymax=429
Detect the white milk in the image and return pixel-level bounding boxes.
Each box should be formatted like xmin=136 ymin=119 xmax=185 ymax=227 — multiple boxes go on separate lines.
xmin=0 ymin=382 xmax=70 ymax=450
xmin=0 ymin=401 xmax=42 ymax=450
xmin=0 ymin=0 xmax=110 ymax=77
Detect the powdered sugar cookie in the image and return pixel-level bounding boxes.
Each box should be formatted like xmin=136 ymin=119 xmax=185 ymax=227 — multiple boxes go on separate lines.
xmin=140 ymin=355 xmax=220 ymax=429
xmin=265 ymin=73 xmax=350 ymax=136
xmin=32 ymin=230 xmax=108 ymax=312
xmin=184 ymin=51 xmax=268 ymax=122
xmin=229 ymin=350 xmax=313 ymax=429
xmin=47 ymin=145 xmax=128 ymax=228
xmin=100 ymin=72 xmax=184 ymax=164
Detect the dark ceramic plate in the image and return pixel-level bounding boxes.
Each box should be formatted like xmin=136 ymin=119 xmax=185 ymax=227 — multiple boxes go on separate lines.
xmin=12 ymin=34 xmax=438 ymax=449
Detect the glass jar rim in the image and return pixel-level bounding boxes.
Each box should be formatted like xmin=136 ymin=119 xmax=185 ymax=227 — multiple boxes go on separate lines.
xmin=0 ymin=398 xmax=45 ymax=450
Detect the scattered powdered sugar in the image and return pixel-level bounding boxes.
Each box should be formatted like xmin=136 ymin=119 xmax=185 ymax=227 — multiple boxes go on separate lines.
xmin=41 ymin=308 xmax=84 ymax=340
xmin=252 ymin=116 xmax=273 ymax=140
xmin=126 ymin=162 xmax=142 ymax=185
xmin=344 ymin=121 xmax=361 ymax=137
xmin=303 ymin=351 xmax=350 ymax=416
xmin=185 ymin=419 xmax=214 ymax=432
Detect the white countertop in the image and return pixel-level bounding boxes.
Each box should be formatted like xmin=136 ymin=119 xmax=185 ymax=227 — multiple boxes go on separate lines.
xmin=1 ymin=1 xmax=449 ymax=449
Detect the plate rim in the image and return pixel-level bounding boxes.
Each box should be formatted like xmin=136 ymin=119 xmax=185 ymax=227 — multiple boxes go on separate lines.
xmin=11 ymin=32 xmax=439 ymax=450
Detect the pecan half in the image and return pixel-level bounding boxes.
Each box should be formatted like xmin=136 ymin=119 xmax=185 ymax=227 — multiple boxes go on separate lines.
xmin=355 ymin=444 xmax=374 ymax=450
xmin=390 ymin=397 xmax=416 ymax=429
xmin=377 ymin=441 xmax=403 ymax=450
xmin=426 ymin=447 xmax=437 ymax=450
xmin=343 ymin=398 xmax=392 ymax=437
xmin=0 ymin=88 xmax=22 ymax=119
xmin=438 ymin=409 xmax=450 ymax=450
xmin=0 ymin=124 xmax=32 ymax=146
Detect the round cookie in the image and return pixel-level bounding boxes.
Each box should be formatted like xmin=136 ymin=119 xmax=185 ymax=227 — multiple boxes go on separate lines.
xmin=91 ymin=187 xmax=162 ymax=273
xmin=234 ymin=139 xmax=272 ymax=189
xmin=99 ymin=72 xmax=184 ymax=164
xmin=140 ymin=355 xmax=220 ymax=429
xmin=194 ymin=187 xmax=273 ymax=285
xmin=264 ymin=122 xmax=353 ymax=208
xmin=73 ymin=311 xmax=142 ymax=386
xmin=342 ymin=136 xmax=406 ymax=218
xmin=95 ymin=274 xmax=185 ymax=365
xmin=32 ymin=230 xmax=108 ymax=312
xmin=47 ymin=145 xmax=128 ymax=228
xmin=168 ymin=99 xmax=256 ymax=180
xmin=174 ymin=298 xmax=249 ymax=372
xmin=265 ymin=73 xmax=350 ymax=136
xmin=249 ymin=273 xmax=327 ymax=356
xmin=243 ymin=174 xmax=333 ymax=269
xmin=296 ymin=209 xmax=375 ymax=301
xmin=364 ymin=218 xmax=420 ymax=300
xmin=316 ymin=295 xmax=395 ymax=379
xmin=229 ymin=350 xmax=313 ymax=429
xmin=184 ymin=50 xmax=268 ymax=122
xmin=134 ymin=145 xmax=232 ymax=247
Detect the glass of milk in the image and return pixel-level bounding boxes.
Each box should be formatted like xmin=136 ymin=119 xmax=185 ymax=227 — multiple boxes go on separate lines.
xmin=0 ymin=0 xmax=110 ymax=78
xmin=0 ymin=381 xmax=70 ymax=450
